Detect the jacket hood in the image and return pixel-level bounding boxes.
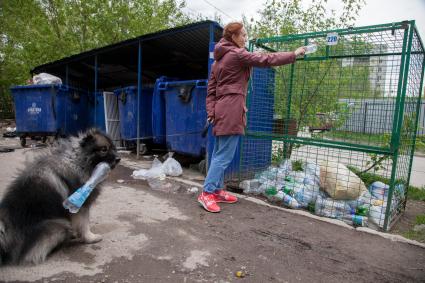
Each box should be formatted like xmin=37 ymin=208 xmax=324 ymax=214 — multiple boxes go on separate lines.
xmin=214 ymin=38 xmax=238 ymax=61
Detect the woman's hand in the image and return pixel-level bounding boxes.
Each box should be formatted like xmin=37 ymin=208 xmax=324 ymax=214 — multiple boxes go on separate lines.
xmin=294 ymin=46 xmax=306 ymax=57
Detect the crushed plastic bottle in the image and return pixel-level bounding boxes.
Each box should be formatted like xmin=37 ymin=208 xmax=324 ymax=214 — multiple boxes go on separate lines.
xmin=342 ymin=214 xmax=368 ymax=227
xmin=369 ymin=181 xmax=389 ymax=200
xmin=264 ymin=186 xmax=278 ymax=200
xmin=282 ymin=186 xmax=294 ymax=196
xmin=355 ymin=205 xmax=369 ymax=216
xmin=315 ymin=195 xmax=354 ymax=218
xmin=239 ymin=179 xmax=261 ymax=194
xmin=279 ymin=159 xmax=292 ymax=172
xmin=63 ymin=162 xmax=111 ymax=213
xmin=282 ymin=192 xmax=300 ymax=209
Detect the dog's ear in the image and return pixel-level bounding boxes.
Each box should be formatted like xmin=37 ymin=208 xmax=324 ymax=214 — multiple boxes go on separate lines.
xmin=80 ymin=130 xmax=96 ymax=148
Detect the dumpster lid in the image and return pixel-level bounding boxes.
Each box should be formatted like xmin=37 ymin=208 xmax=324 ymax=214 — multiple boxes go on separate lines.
xmin=31 ymin=21 xmax=223 ymax=91
xmin=158 ymin=79 xmax=208 ymax=89
xmin=10 ymin=84 xmax=62 ymax=90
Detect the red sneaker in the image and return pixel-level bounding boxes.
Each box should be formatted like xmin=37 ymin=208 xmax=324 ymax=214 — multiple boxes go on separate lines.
xmin=214 ymin=190 xmax=238 ymax=203
xmin=198 ymin=192 xmax=221 ymax=213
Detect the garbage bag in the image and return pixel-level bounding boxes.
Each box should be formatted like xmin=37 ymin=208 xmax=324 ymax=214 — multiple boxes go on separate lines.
xmin=33 ymin=73 xmax=62 ymax=85
xmin=162 ymin=153 xmax=183 ymax=177
xmin=132 ymin=157 xmax=165 ymax=180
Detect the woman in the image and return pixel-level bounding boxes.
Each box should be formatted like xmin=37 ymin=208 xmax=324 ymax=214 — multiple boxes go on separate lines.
xmin=198 ymin=22 xmax=306 ymax=213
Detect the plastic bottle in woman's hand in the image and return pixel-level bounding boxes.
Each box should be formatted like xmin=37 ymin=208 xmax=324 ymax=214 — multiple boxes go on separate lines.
xmin=304 ymin=43 xmax=318 ymax=54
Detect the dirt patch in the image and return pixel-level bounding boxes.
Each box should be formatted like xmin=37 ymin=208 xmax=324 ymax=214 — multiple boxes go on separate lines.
xmin=391 ymin=200 xmax=425 ymax=243
xmin=103 ymin=165 xmax=425 ymax=282
xmin=2 ymin=149 xmax=425 ymax=282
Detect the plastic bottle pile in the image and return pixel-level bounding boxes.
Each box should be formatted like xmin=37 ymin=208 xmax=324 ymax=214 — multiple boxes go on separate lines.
xmin=239 ymin=159 xmax=406 ymax=229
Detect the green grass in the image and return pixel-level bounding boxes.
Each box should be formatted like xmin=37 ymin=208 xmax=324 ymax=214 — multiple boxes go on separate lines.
xmin=402 ymin=230 xmax=425 ymax=242
xmin=320 ymin=130 xmax=386 ymax=146
xmin=407 ymin=186 xmax=425 ymax=201
xmin=322 ymin=131 xmax=425 ymax=154
xmin=416 ymin=135 xmax=425 ymax=153
xmin=348 ymin=166 xmax=392 ymax=187
xmin=415 ymin=214 xmax=425 ymax=225
xmin=292 ymin=160 xmax=304 ymax=171
xmin=400 ymin=214 xmax=425 ymax=243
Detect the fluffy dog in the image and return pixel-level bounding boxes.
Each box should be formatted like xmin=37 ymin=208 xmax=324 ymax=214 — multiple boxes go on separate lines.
xmin=0 ymin=128 xmax=120 ymax=265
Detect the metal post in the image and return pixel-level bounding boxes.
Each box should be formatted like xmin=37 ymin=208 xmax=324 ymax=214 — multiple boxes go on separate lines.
xmin=283 ymin=64 xmax=295 ymax=159
xmin=137 ymin=41 xmax=142 ymax=159
xmin=238 ymin=39 xmax=256 ymax=181
xmin=405 ymin=55 xmax=425 ymax=209
xmin=94 ymin=56 xmax=98 ymax=127
xmin=208 ymin=23 xmax=215 ymax=77
xmin=363 ymin=102 xmax=368 ymax=134
xmin=384 ymin=21 xmax=414 ymax=231
xmin=66 ymin=65 xmax=69 ymax=85
xmin=206 ymin=23 xmax=215 ymax=173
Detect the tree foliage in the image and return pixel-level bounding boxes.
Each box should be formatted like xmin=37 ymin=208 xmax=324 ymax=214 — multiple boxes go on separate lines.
xmin=245 ymin=0 xmax=369 ymax=130
xmin=0 ymin=0 xmax=192 ymax=116
xmin=245 ymin=0 xmax=365 ymax=38
xmin=0 ymin=0 xmax=368 ymax=119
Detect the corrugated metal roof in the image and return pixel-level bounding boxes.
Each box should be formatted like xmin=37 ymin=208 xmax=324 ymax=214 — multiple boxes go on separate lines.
xmin=32 ymin=20 xmax=223 ymax=90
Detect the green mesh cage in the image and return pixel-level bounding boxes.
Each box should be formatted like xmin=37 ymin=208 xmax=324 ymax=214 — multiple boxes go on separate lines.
xmin=237 ymin=21 xmax=425 ymax=231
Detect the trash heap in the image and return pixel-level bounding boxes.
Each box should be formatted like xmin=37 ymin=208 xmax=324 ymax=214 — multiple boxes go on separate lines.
xmin=239 ymin=159 xmax=406 ymax=229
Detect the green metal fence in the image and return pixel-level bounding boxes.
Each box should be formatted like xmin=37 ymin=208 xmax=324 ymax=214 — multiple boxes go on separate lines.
xmin=239 ymin=21 xmax=424 ymax=231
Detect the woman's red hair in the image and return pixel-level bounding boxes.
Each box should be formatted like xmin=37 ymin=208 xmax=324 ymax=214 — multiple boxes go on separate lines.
xmin=223 ymin=22 xmax=244 ymax=42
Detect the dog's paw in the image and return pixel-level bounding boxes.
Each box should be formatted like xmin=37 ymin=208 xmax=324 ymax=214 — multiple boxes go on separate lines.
xmin=82 ymin=232 xmax=103 ymax=244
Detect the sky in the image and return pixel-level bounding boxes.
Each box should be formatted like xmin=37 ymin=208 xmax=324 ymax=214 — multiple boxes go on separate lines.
xmin=183 ymin=0 xmax=425 ymax=39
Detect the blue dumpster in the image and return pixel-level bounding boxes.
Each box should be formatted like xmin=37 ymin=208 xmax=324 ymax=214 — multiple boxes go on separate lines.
xmin=62 ymin=86 xmax=90 ymax=135
xmin=207 ymin=68 xmax=275 ymax=180
xmin=157 ymin=79 xmax=208 ymax=157
xmin=11 ymin=84 xmax=90 ymax=146
xmin=114 ymin=86 xmax=153 ymax=142
xmin=151 ymin=76 xmax=169 ymax=145
xmin=90 ymin=91 xmax=106 ymax=132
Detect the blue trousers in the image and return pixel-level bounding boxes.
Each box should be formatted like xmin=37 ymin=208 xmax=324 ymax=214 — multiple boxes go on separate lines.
xmin=203 ymin=135 xmax=240 ymax=193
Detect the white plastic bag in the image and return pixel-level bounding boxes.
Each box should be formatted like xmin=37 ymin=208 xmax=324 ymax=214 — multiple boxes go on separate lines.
xmin=162 ymin=152 xmax=183 ymax=177
xmin=132 ymin=157 xmax=165 ymax=180
xmin=33 ymin=73 xmax=62 ymax=85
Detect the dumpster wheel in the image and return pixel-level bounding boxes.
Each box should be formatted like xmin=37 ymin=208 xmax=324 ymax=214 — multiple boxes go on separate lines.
xmin=139 ymin=144 xmax=148 ymax=155
xmin=198 ymin=159 xmax=207 ymax=176
xmin=20 ymin=136 xmax=26 ymax=147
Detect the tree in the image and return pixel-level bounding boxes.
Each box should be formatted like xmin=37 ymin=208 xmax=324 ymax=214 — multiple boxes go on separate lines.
xmin=245 ymin=0 xmax=365 ymax=38
xmin=244 ymin=0 xmax=366 ymax=160
xmin=0 ymin=0 xmax=193 ymax=116
xmin=246 ymin=0 xmax=369 ymax=127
